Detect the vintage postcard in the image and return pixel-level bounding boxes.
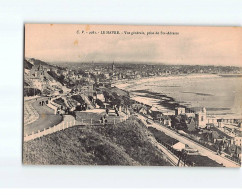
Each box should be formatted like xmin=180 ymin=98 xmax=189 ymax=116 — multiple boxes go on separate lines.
xmin=23 ymin=24 xmax=242 ymax=167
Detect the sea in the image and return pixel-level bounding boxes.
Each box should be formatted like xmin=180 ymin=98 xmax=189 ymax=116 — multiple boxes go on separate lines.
xmin=116 ymin=75 xmax=242 ymax=117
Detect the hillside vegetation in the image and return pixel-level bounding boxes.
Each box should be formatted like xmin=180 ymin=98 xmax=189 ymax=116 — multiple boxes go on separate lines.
xmin=24 ymin=60 xmax=33 ymax=70
xmin=23 ymin=117 xmax=171 ymax=166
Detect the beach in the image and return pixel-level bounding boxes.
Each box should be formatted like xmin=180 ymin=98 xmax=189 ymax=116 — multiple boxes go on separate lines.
xmin=114 ymin=74 xmax=242 ymax=118
xmin=114 ymin=74 xmax=220 ymax=90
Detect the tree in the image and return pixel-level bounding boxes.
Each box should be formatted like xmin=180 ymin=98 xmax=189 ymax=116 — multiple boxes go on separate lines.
xmin=96 ymin=99 xmax=104 ymax=108
xmin=24 ymin=88 xmax=41 ymax=97
xmin=71 ymin=95 xmax=85 ymax=105
xmin=111 ymin=98 xmax=121 ymax=107
xmin=112 ymin=92 xmax=118 ymax=98
xmin=88 ymin=96 xmax=93 ymax=102
xmin=103 ymin=91 xmax=109 ymax=102
xmin=75 ymin=105 xmax=83 ymax=111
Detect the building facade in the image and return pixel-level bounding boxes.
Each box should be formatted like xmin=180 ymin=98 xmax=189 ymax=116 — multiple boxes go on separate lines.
xmin=195 ymin=107 xmax=207 ymax=128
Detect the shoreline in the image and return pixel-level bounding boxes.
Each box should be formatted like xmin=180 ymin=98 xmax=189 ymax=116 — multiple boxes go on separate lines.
xmin=113 ymin=74 xmax=242 ymax=119
xmin=113 ymin=73 xmax=220 ymax=90
xmin=131 ymin=90 xmax=193 ymax=115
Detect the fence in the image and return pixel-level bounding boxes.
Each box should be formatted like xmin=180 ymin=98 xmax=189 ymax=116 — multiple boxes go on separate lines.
xmin=24 ymin=100 xmax=39 ymax=125
xmin=75 ymin=116 xmax=128 ymax=126
xmin=24 ymin=120 xmax=76 ymax=142
xmin=24 ymin=95 xmax=40 ymax=101
xmin=46 ymin=96 xmax=62 ymax=114
xmin=46 ymin=102 xmax=58 ymax=114
xmin=24 ymin=114 xmax=129 ymax=142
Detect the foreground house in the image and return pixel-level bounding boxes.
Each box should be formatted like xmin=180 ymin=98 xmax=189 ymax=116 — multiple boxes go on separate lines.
xmin=160 ymin=115 xmax=172 ymax=127
xmin=79 ymin=84 xmax=95 ymax=97
xmin=138 ymin=107 xmax=149 ymax=115
xmin=151 ymin=110 xmax=163 ymax=120
xmin=175 ymin=107 xmax=186 ymax=115
xmin=233 ymin=136 xmax=242 ymax=147
xmin=185 ymin=117 xmax=196 ymax=132
xmin=172 ymin=142 xmax=186 ymax=151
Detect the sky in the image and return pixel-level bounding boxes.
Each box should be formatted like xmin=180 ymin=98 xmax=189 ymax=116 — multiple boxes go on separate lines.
xmin=25 ymin=24 xmax=242 ymax=66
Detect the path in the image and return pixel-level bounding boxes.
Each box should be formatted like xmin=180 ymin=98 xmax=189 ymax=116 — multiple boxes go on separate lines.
xmin=24 ymin=97 xmax=62 ymax=136
xmin=81 ymin=94 xmax=95 ymax=109
xmin=24 ymin=115 xmax=76 ymax=142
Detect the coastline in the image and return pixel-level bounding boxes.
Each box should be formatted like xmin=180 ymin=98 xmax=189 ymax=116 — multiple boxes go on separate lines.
xmin=113 ymin=74 xmax=242 ymax=119
xmin=113 ymin=73 xmax=220 ymax=91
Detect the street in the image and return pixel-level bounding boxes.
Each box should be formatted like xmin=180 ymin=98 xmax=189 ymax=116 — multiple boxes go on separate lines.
xmin=24 ymin=97 xmax=62 ymax=135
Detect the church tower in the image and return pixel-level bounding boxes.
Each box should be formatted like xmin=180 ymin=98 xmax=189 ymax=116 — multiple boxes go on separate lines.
xmin=195 ymin=107 xmax=207 ymax=128
xmin=112 ymin=61 xmax=115 ymax=74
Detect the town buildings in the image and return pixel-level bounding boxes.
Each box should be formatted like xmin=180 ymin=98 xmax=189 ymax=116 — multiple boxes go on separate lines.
xmin=175 ymin=107 xmax=186 ymax=115
xmin=195 ymin=107 xmax=207 ymax=128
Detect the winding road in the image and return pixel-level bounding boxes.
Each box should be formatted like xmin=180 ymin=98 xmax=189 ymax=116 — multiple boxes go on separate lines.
xmin=24 ymin=97 xmax=62 ymax=136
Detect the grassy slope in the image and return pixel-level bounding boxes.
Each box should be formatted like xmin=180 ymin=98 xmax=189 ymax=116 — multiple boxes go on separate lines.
xmin=148 ymin=127 xmax=178 ymax=146
xmin=23 ymin=117 xmax=170 ymax=166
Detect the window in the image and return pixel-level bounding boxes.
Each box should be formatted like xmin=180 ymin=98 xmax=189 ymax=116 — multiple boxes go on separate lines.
xmin=201 ymin=116 xmax=204 ymax=121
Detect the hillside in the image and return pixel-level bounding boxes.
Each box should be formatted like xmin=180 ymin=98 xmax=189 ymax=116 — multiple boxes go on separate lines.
xmin=27 ymin=58 xmax=60 ymax=71
xmin=23 ymin=117 xmax=171 ymax=166
xmin=24 ymin=59 xmax=33 ymax=70
xmin=28 ymin=58 xmax=50 ymax=66
xmin=24 ymin=58 xmax=64 ymax=95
